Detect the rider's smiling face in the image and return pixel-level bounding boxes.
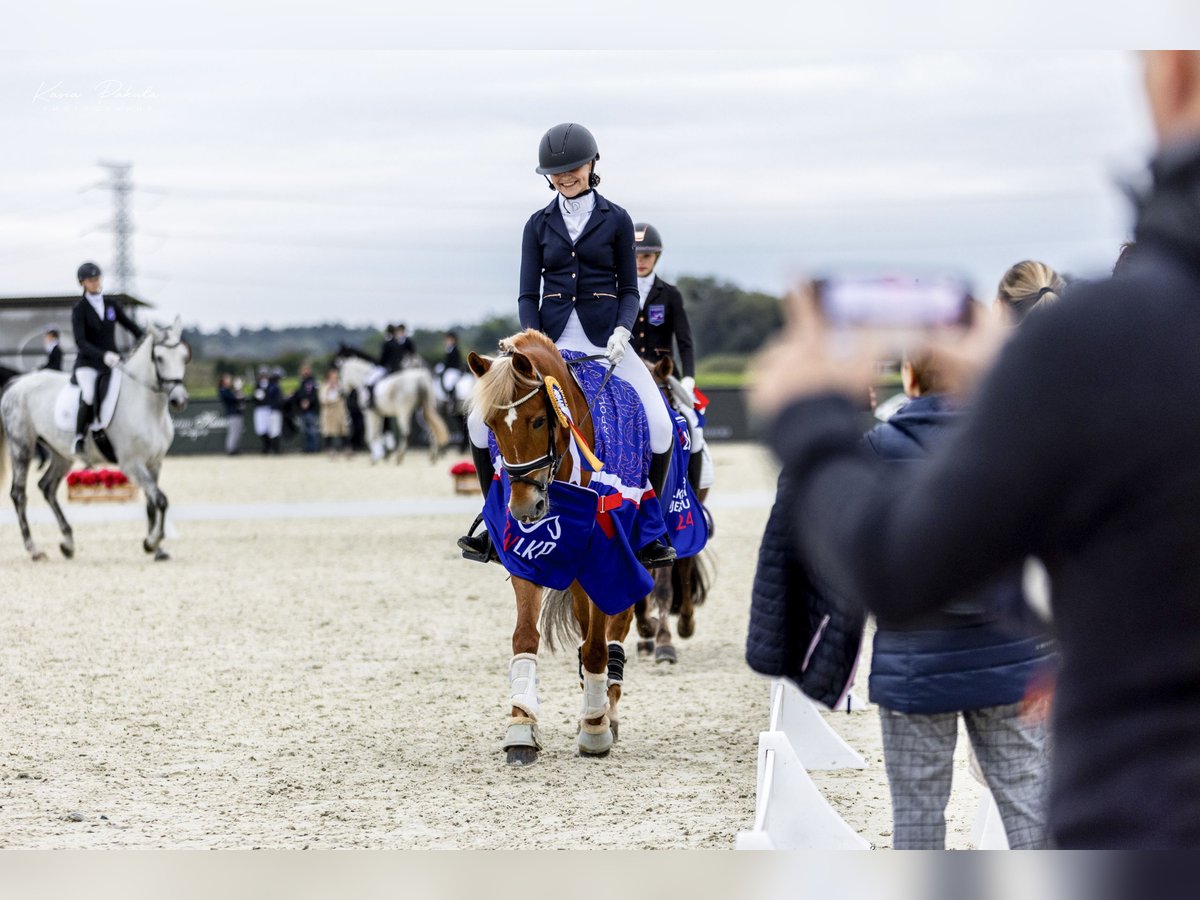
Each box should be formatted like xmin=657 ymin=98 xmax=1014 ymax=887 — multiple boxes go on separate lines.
xmin=549 ymin=163 xmax=592 ymax=199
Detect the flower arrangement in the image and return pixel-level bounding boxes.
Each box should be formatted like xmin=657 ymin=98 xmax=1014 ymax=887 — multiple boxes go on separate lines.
xmin=450 ymin=460 xmax=479 ymax=495
xmin=66 ymin=469 xmax=129 ymax=488
xmin=66 ymin=468 xmax=137 ymax=502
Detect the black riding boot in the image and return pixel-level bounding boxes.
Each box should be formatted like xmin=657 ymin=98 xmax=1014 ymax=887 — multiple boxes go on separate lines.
xmin=457 ymin=444 xmax=499 ymax=563
xmin=72 ymin=402 xmax=93 ymax=456
xmin=688 ymin=448 xmax=705 ymax=494
xmin=639 ymin=448 xmax=678 ymax=568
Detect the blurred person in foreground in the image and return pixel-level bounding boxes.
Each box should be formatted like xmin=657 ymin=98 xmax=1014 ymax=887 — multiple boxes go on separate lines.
xmin=749 ymin=51 xmax=1200 ymax=849
xmin=865 ymin=349 xmax=1055 ymax=849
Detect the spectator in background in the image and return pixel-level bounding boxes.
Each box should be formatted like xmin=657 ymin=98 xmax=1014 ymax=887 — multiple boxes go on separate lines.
xmin=253 ymin=366 xmax=283 ymax=454
xmin=41 ymin=329 xmax=62 ymax=371
xmin=748 ymin=51 xmax=1200 ymax=848
xmin=293 ymin=363 xmax=320 ymax=453
xmin=319 ymin=367 xmax=350 ymax=457
xmin=436 ymin=331 xmax=468 ymax=452
xmin=995 ymin=261 xmax=1065 ymax=325
xmin=218 ymin=373 xmax=245 ymax=455
xmin=864 ymin=348 xmax=1055 ymax=849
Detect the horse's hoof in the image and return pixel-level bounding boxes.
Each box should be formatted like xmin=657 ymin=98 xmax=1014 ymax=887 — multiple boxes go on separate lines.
xmin=143 ymin=539 xmax=154 ymax=554
xmin=655 ymin=644 xmax=678 ymax=665
xmin=677 ymin=616 xmax=695 ymax=639
xmin=637 ymin=638 xmax=655 ymax=657
xmin=578 ymin=723 xmax=614 ymax=757
xmin=154 ymin=549 xmax=170 ymax=562
xmin=31 ymin=550 xmax=47 ymax=562
xmin=610 ymin=719 xmax=619 ymax=743
xmin=60 ymin=543 xmax=74 ymax=559
xmin=506 ymin=746 xmax=540 ymax=766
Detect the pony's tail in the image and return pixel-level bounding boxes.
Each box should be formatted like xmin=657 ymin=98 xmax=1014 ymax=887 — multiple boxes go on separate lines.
xmin=420 ymin=371 xmax=451 ymax=450
xmin=539 ymin=587 xmax=580 ymax=653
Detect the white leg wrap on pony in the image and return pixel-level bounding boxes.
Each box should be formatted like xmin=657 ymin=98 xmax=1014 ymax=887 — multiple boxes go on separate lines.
xmin=580 ymin=669 xmax=611 ymax=733
xmin=508 ymin=652 xmax=540 ymax=719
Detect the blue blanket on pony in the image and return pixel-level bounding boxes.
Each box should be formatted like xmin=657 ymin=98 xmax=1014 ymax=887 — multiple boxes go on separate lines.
xmin=482 ymin=351 xmax=667 ymax=615
xmin=660 ymin=395 xmax=709 ymax=559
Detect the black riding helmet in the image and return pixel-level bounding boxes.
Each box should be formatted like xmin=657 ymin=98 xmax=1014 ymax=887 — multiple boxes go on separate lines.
xmin=77 ymin=261 xmax=101 ymax=283
xmin=535 ymin=123 xmax=600 ymax=175
xmin=633 ymin=223 xmax=663 ymax=254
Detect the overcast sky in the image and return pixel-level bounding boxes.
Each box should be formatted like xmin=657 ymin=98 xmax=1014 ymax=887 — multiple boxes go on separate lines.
xmin=0 ymin=50 xmax=1155 ymax=331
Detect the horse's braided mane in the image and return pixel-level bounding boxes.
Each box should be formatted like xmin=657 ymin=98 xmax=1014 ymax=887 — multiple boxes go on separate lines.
xmin=470 ymin=329 xmax=556 ymax=416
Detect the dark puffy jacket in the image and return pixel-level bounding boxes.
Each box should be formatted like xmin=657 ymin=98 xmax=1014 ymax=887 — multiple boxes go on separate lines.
xmin=745 ymin=471 xmax=865 ymax=708
xmin=864 ymin=394 xmax=1056 ymax=714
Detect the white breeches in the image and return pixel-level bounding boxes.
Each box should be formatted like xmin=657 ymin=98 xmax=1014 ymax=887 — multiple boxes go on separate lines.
xmin=76 ymin=367 xmax=98 ymax=405
xmin=467 ymin=312 xmax=674 ymax=454
xmin=254 ymin=407 xmax=282 ymax=438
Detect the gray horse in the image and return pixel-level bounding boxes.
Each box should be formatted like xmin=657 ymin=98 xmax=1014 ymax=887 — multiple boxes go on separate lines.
xmin=0 ymin=316 xmax=190 ymax=562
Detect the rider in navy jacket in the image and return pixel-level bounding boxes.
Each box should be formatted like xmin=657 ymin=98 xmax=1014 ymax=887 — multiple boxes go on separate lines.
xmin=460 ymin=123 xmax=675 ymax=568
xmin=517 ymin=192 xmax=640 ymax=346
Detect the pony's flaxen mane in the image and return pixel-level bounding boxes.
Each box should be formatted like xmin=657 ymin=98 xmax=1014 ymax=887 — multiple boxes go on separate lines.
xmin=471 ymin=330 xmax=559 ymax=416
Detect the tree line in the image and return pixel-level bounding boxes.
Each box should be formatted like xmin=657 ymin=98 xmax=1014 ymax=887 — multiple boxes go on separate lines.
xmin=185 ymin=277 xmax=782 ymax=379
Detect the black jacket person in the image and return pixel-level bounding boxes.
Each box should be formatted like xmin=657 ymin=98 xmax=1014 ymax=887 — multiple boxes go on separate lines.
xmin=70 ymin=262 xmax=143 ymax=454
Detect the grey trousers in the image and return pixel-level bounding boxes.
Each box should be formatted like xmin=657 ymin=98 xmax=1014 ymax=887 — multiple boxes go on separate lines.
xmin=225 ymin=414 xmax=243 ymax=454
xmin=879 ymin=702 xmax=1049 ymax=849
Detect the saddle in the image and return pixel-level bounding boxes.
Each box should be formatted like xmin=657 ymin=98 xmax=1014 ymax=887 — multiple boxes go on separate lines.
xmin=55 ymin=370 xmax=123 ymax=461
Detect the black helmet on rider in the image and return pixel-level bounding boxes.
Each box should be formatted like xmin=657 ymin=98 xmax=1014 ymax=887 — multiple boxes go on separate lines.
xmin=536 ymin=123 xmax=600 ymax=176
xmin=633 ymin=223 xmax=663 ymax=254
xmin=77 ymin=262 xmax=101 ymax=283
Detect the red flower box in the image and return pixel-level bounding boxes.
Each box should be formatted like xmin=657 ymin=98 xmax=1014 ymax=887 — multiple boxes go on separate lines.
xmin=66 ymin=468 xmax=134 ymax=502
xmin=450 ymin=460 xmax=479 ymax=495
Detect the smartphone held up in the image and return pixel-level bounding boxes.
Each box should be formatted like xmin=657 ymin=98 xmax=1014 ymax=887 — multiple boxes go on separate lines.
xmin=813 ymin=273 xmax=974 ymax=352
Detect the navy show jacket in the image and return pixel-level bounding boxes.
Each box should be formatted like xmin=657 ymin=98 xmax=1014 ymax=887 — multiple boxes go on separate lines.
xmin=71 ymin=293 xmax=143 ymax=372
xmin=517 ymin=192 xmax=639 ymax=348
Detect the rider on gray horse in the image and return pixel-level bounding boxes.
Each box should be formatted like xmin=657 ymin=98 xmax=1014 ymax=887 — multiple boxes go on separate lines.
xmin=71 ymin=262 xmax=143 ymax=455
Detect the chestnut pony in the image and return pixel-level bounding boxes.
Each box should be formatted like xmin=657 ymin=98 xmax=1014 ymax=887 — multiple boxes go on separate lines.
xmin=633 ymin=355 xmax=713 ymax=664
xmin=468 ymin=330 xmax=634 ymax=766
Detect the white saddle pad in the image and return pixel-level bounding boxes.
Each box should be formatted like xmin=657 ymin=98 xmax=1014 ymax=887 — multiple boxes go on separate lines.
xmin=54 ymin=369 xmax=123 ymax=433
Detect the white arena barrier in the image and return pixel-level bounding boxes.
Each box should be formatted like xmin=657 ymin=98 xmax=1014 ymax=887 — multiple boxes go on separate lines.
xmin=769 ymin=679 xmax=867 ymax=771
xmin=971 ymin=791 xmax=1010 ymax=849
xmin=736 ymin=730 xmax=870 ymax=850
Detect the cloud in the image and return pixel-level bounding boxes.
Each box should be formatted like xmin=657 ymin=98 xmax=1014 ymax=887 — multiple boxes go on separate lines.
xmin=0 ymin=50 xmax=1151 ymax=331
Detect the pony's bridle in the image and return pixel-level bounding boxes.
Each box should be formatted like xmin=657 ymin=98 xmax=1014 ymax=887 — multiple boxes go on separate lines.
xmin=118 ymin=338 xmax=189 ymax=396
xmin=493 ymin=351 xmax=611 ymax=492
xmin=494 ymin=379 xmax=564 ymax=492
xmin=152 ymin=339 xmax=188 ymax=395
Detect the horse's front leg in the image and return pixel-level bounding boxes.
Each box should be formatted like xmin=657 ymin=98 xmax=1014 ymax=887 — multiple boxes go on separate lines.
xmin=394 ymin=417 xmax=408 ymax=464
xmin=604 ymin=608 xmax=633 ymax=742
xmin=125 ymin=461 xmax=169 ymax=560
xmin=633 ymin=597 xmax=656 ymax=657
xmin=8 ymin=445 xmax=44 ymax=561
xmin=577 ymin=584 xmax=614 ymax=757
xmin=37 ymin=451 xmax=75 ymax=559
xmin=676 ymin=557 xmax=696 ymax=639
xmin=504 ymin=576 xmax=543 ymax=766
xmin=651 ymin=565 xmax=677 ymax=664
xmin=366 ymin=412 xmax=384 ymax=463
